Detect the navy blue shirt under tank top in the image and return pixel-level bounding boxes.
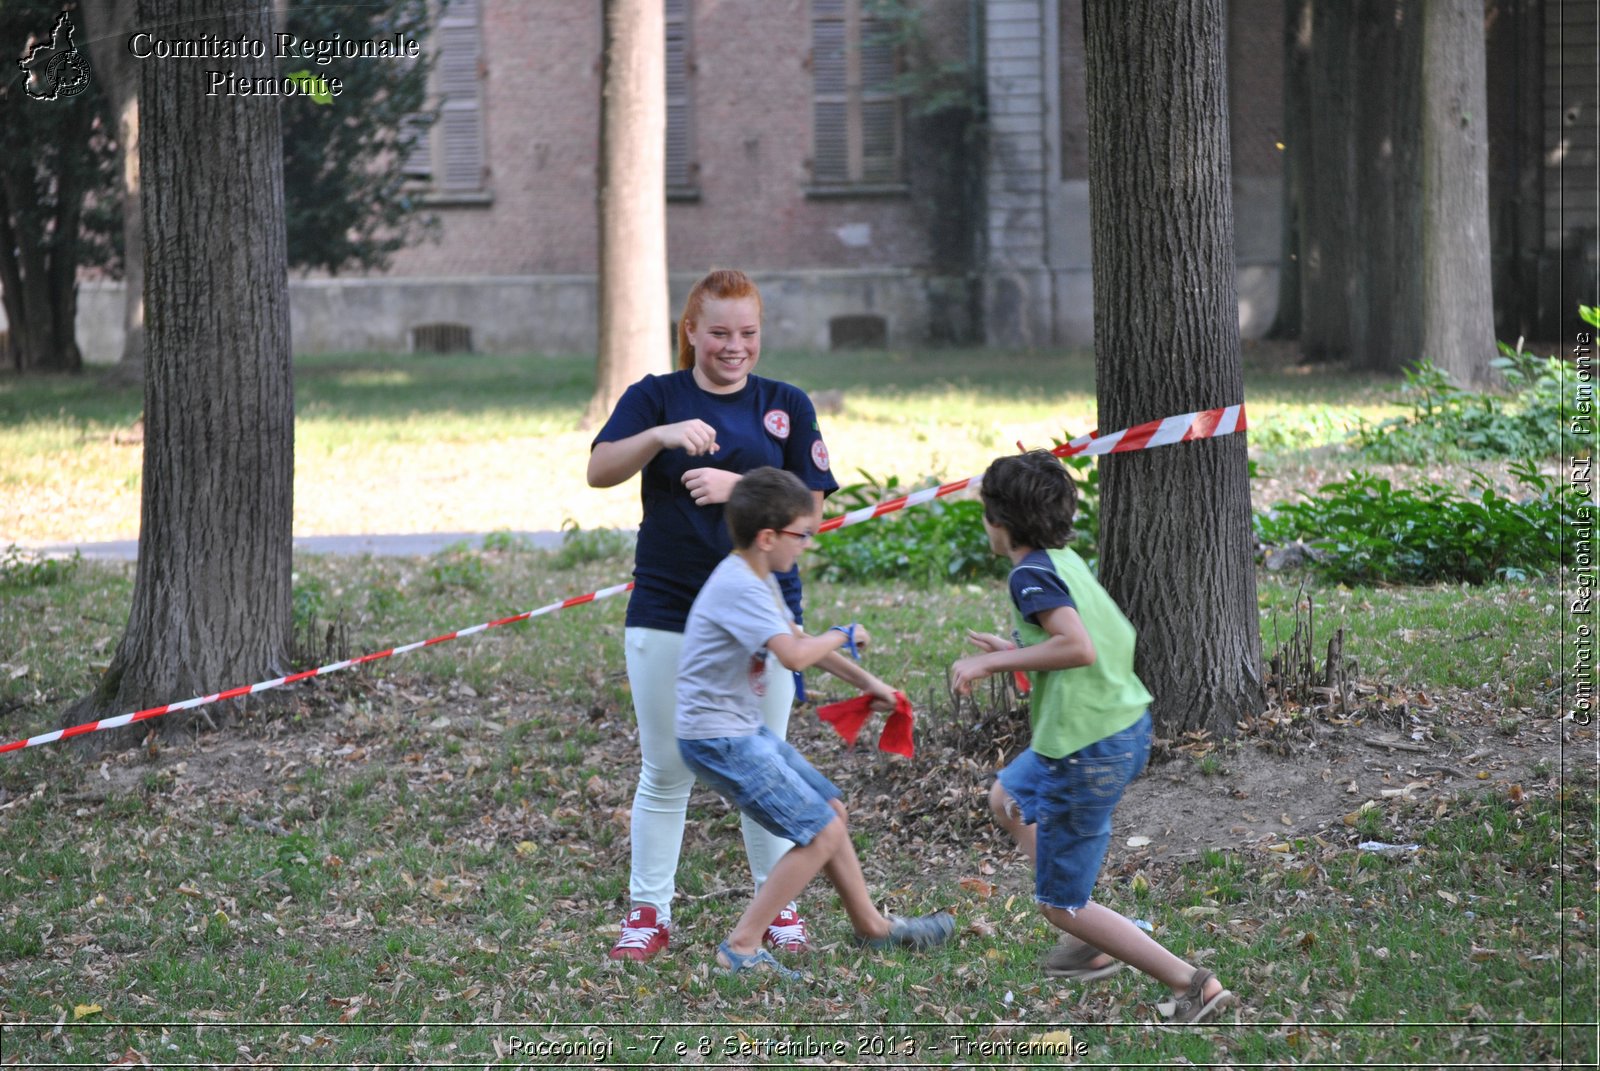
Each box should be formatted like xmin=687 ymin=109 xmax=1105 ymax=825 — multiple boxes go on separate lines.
xmin=592 ymin=370 xmax=838 ymax=632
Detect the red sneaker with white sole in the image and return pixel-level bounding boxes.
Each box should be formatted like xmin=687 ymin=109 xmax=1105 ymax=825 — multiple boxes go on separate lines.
xmin=763 ymin=905 xmax=810 ymax=953
xmin=608 ymin=905 xmax=670 ymax=962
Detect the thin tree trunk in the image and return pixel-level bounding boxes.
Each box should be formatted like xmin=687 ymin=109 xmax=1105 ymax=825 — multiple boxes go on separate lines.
xmin=1300 ymin=0 xmax=1360 ymax=363
xmin=1354 ymin=0 xmax=1423 ymax=372
xmin=0 ymin=139 xmax=85 ymax=374
xmin=67 ymin=0 xmax=293 ymax=750
xmin=1269 ymin=0 xmax=1309 ymax=342
xmin=1082 ymin=0 xmax=1264 ymax=739
xmin=80 ymin=0 xmax=145 ymax=375
xmin=583 ymin=0 xmax=668 ymax=430
xmin=1421 ymin=0 xmax=1496 ymax=385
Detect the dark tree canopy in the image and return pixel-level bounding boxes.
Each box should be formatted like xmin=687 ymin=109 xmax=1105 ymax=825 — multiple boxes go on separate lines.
xmin=281 ymin=0 xmax=436 ymax=275
xmin=1 ymin=0 xmax=434 ymax=374
xmin=0 ymin=0 xmax=120 ymax=373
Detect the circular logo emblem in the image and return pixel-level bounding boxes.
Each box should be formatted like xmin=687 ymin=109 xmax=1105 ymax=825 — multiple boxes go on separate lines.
xmin=47 ymin=50 xmax=92 ymax=98
xmin=811 ymin=439 xmax=831 ymax=471
xmin=763 ymin=409 xmax=790 ymax=440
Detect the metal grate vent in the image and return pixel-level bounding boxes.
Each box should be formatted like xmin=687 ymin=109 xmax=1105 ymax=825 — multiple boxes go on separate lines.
xmin=828 ymin=314 xmax=887 ymax=350
xmin=411 ymin=323 xmax=474 ymax=354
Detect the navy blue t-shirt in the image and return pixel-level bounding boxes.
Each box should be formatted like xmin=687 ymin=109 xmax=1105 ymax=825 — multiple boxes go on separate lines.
xmin=592 ymin=370 xmax=838 ymax=631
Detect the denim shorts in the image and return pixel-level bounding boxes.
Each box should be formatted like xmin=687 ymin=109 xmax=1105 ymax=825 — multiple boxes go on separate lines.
xmin=994 ymin=711 xmax=1152 ymax=912
xmin=678 ymin=727 xmax=842 ymax=846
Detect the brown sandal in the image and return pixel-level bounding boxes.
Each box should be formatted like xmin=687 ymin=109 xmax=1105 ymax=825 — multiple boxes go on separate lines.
xmin=1160 ymin=968 xmax=1237 ymax=1023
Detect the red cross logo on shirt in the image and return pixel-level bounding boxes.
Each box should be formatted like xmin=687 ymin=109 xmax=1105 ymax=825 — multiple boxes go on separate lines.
xmin=763 ymin=409 xmax=791 ymax=440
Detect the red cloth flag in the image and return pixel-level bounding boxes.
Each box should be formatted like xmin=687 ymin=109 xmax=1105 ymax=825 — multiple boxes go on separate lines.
xmin=816 ymin=691 xmax=915 ymax=757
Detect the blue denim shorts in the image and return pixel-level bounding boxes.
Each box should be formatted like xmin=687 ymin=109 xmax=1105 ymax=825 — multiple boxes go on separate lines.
xmin=678 ymin=727 xmax=842 ymax=846
xmin=994 ymin=711 xmax=1152 ymax=912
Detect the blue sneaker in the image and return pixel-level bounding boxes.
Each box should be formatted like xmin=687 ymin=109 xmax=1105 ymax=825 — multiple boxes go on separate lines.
xmin=717 ymin=940 xmax=806 ymax=980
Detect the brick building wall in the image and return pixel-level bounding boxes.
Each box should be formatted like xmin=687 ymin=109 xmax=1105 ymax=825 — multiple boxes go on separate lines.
xmin=393 ymin=0 xmax=969 ymax=277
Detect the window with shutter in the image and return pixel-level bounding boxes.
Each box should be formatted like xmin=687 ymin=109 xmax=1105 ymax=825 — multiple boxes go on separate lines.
xmin=403 ymin=0 xmax=489 ymax=199
xmin=666 ymin=0 xmax=696 ymax=197
xmin=809 ymin=0 xmax=904 ymax=192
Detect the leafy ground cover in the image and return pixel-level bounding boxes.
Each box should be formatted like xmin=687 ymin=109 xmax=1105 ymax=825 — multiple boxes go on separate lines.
xmin=0 ymin=341 xmax=1592 ymax=1065
xmin=0 ymin=544 xmax=1591 ymax=1066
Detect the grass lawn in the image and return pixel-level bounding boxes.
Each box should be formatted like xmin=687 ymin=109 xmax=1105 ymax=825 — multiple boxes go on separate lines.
xmin=0 ymin=343 xmax=1407 ymax=544
xmin=0 ymin=345 xmax=1592 ymax=1066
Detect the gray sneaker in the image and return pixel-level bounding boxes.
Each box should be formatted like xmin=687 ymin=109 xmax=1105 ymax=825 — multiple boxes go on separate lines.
xmin=859 ymin=912 xmax=956 ymax=950
xmin=1043 ymin=935 xmax=1126 ymax=981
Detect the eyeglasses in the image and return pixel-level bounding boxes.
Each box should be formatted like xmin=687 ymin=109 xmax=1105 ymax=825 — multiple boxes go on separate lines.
xmin=778 ymin=529 xmax=814 ymax=545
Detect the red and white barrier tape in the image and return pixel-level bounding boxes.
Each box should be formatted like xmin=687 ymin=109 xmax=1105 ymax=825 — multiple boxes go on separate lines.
xmin=817 ymin=403 xmax=1246 ymax=533
xmin=0 ymin=583 xmax=634 ymax=755
xmin=1 ymin=403 xmax=1243 ymax=754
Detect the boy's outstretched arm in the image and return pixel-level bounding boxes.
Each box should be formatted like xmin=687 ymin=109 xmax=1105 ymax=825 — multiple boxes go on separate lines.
xmin=766 ymin=626 xmax=851 ymax=673
xmin=950 ymin=606 xmax=1096 ymax=694
xmin=768 ymin=626 xmax=899 ymax=709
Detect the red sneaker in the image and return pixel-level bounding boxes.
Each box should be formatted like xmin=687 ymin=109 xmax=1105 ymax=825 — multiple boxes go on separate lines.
xmin=608 ymin=906 xmax=670 ymax=962
xmin=763 ymin=905 xmax=810 ymax=953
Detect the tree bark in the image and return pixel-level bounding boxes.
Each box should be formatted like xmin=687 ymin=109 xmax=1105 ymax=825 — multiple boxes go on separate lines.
xmin=1353 ymin=0 xmax=1423 ymax=372
xmin=1082 ymin=0 xmax=1264 ymax=739
xmin=66 ymin=0 xmax=294 ymax=750
xmin=1483 ymin=0 xmax=1544 ymax=345
xmin=1421 ymin=0 xmax=1496 ymax=386
xmin=583 ymin=0 xmax=668 ymax=430
xmin=80 ymin=0 xmax=145 ymax=375
xmin=1268 ymin=0 xmax=1309 ymax=341
xmin=1299 ymin=0 xmax=1360 ymax=363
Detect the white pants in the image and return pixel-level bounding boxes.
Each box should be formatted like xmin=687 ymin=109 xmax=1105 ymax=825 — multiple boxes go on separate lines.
xmin=624 ymin=626 xmax=795 ymax=924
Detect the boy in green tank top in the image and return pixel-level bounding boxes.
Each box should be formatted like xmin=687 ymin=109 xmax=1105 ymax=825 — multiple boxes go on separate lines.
xmin=950 ymin=451 xmax=1236 ymax=1024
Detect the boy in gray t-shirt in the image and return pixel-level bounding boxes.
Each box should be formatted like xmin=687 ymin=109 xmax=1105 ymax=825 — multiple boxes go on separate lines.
xmin=675 ymin=467 xmax=955 ymax=978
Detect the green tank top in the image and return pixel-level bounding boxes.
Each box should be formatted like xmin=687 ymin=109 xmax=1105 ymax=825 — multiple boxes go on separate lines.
xmin=1011 ymin=547 xmax=1153 ymax=759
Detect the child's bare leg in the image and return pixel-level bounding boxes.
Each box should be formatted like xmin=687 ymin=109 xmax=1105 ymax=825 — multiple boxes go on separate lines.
xmin=721 ymin=820 xmax=839 ymax=958
xmin=989 ymin=780 xmax=1036 ymax=864
xmin=816 ymin=800 xmax=891 ymax=941
xmin=1042 ymin=902 xmax=1224 ymax=1000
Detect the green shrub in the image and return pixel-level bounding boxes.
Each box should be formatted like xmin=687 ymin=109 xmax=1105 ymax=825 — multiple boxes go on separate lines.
xmin=427 ymin=545 xmax=489 ymax=592
xmin=1352 ymin=354 xmax=1567 ymax=464
xmin=809 ymin=471 xmax=1001 ymax=584
xmin=0 ymin=545 xmax=80 ymax=590
xmin=548 ymin=520 xmax=634 ymax=570
xmin=1255 ymin=460 xmax=1574 ymax=584
xmin=811 ymin=454 xmax=1100 ymax=584
xmin=292 ymin=575 xmax=328 ymax=632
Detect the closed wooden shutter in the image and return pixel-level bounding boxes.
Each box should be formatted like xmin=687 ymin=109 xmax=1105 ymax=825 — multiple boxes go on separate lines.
xmin=435 ymin=0 xmax=484 ymax=191
xmin=811 ymin=0 xmax=901 ymax=186
xmin=401 ymin=0 xmax=484 ymax=191
xmin=666 ymin=0 xmax=693 ymax=189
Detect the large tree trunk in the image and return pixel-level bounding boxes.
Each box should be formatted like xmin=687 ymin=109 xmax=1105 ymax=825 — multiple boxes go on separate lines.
xmin=1354 ymin=0 xmax=1423 ymax=372
xmin=1421 ymin=0 xmax=1496 ymax=385
xmin=79 ymin=0 xmax=144 ymax=376
xmin=67 ymin=0 xmax=293 ymax=750
xmin=1082 ymin=0 xmax=1264 ymax=739
xmin=583 ymin=0 xmax=668 ymax=430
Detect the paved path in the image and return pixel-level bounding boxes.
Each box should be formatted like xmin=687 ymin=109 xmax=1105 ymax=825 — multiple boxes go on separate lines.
xmin=16 ymin=531 xmax=573 ymax=561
